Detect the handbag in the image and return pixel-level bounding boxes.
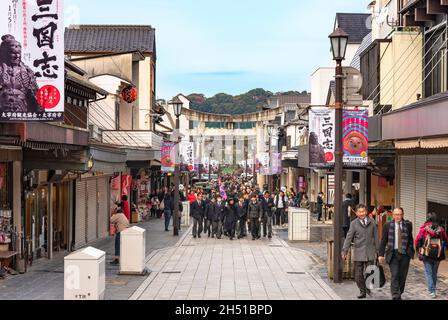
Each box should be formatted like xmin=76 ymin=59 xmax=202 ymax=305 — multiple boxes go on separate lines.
xmin=159 ymin=199 xmax=165 ymax=210
xmin=376 ymin=258 xmax=387 ymax=288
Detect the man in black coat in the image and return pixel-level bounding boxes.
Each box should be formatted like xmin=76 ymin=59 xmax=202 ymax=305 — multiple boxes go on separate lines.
xmin=236 ymin=196 xmax=248 ymax=239
xmin=379 ymin=207 xmax=415 ymax=300
xmin=223 ymin=198 xmax=238 ymax=240
xmin=205 ymin=197 xmax=222 ymax=238
xmin=260 ymin=191 xmax=274 ymax=239
xmin=342 ymin=194 xmax=355 ymax=238
xmin=190 ymin=193 xmax=206 ymax=238
xmin=247 ymin=194 xmax=262 ymax=240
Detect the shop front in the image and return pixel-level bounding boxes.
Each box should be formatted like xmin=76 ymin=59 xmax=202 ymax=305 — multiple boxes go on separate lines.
xmin=0 ymin=162 xmax=13 ymax=252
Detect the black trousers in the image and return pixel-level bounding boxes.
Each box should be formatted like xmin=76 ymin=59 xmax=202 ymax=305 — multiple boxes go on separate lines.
xmin=193 ymin=217 xmax=203 ymax=237
xmin=355 ymin=261 xmax=374 ymax=295
xmin=251 ymin=218 xmax=260 ymax=239
xmin=389 ymin=251 xmax=411 ymax=300
xmin=238 ymin=218 xmax=247 ymax=238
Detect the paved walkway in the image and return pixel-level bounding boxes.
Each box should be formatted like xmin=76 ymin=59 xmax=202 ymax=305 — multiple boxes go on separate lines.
xmin=0 ymin=218 xmax=185 ymax=300
xmin=131 ymin=231 xmax=341 ymax=300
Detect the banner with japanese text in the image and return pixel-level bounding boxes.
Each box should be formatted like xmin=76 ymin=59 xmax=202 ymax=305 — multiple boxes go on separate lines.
xmin=180 ymin=141 xmax=195 ymax=172
xmin=161 ymin=141 xmax=175 ymax=173
xmin=0 ymin=0 xmax=64 ymax=122
xmin=270 ymin=153 xmax=282 ymax=175
xmin=343 ymin=109 xmax=369 ymax=167
xmin=257 ymin=152 xmax=270 ymax=176
xmin=309 ymin=107 xmax=335 ymax=168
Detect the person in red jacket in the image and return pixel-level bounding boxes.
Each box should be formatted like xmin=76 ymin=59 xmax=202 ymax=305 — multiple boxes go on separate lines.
xmin=121 ymin=195 xmax=131 ymax=221
xmin=188 ymin=190 xmax=197 ymax=204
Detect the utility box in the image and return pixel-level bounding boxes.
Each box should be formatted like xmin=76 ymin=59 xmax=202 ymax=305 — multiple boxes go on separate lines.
xmin=288 ymin=208 xmax=311 ymax=241
xmin=181 ymin=201 xmax=190 ymax=227
xmin=64 ymin=247 xmax=105 ymax=300
xmin=119 ymin=226 xmax=147 ymax=275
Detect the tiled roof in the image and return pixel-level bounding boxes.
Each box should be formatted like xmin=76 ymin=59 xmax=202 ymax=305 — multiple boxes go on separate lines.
xmin=351 ymin=32 xmax=372 ymax=70
xmin=336 ymin=13 xmax=371 ymax=44
xmin=65 ymin=25 xmax=155 ymax=54
xmin=277 ymin=95 xmax=311 ymax=106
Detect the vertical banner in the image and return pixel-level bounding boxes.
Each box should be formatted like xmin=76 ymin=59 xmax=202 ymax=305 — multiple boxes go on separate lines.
xmin=309 ymin=107 xmax=335 ymax=168
xmin=161 ymin=141 xmax=175 ymax=173
xmin=257 ymin=153 xmax=270 ymax=176
xmin=270 ymin=153 xmax=282 ymax=175
xmin=0 ymin=0 xmax=64 ymax=122
xmin=180 ymin=141 xmax=195 ymax=172
xmin=343 ymin=109 xmax=369 ymax=167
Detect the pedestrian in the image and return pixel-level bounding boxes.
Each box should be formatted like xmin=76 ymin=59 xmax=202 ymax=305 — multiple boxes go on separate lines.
xmin=191 ymin=193 xmax=206 ymax=238
xmin=204 ymin=197 xmax=216 ymax=238
xmin=378 ymin=207 xmax=415 ymax=300
xmin=316 ymin=192 xmax=324 ymax=222
xmin=414 ymin=212 xmax=447 ymax=299
xmin=223 ymin=198 xmax=238 ymax=240
xmin=216 ymin=196 xmax=226 ymax=239
xmin=342 ymin=194 xmax=355 ymax=238
xmin=236 ymin=196 xmax=248 ymax=239
xmin=247 ymin=194 xmax=262 ymax=240
xmin=110 ymin=203 xmax=130 ymax=265
xmin=163 ymin=191 xmax=174 ymax=232
xmin=261 ymin=191 xmax=274 ymax=239
xmin=300 ymin=194 xmax=311 ymax=210
xmin=274 ymin=189 xmax=288 ymax=226
xmin=121 ymin=195 xmax=131 ymax=222
xmin=342 ymin=204 xmax=379 ymax=299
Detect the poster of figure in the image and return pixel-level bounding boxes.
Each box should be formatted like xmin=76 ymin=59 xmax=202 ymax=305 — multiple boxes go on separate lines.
xmin=343 ymin=109 xmax=369 ymax=167
xmin=309 ymin=107 xmax=335 ymax=168
xmin=161 ymin=141 xmax=175 ymax=173
xmin=0 ymin=0 xmax=64 ymax=122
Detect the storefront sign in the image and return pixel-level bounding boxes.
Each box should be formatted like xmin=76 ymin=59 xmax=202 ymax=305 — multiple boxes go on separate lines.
xmin=121 ymin=175 xmax=132 ymax=198
xmin=0 ymin=0 xmax=65 ymax=122
xmin=180 ymin=142 xmax=195 ymax=172
xmin=161 ymin=141 xmax=175 ymax=173
xmin=309 ymin=107 xmax=335 ymax=168
xmin=343 ymin=109 xmax=369 ymax=167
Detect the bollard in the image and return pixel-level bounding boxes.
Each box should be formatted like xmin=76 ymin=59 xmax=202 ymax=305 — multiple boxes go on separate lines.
xmin=119 ymin=226 xmax=147 ymax=275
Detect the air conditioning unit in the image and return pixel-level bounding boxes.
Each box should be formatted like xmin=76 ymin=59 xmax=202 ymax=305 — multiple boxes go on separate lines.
xmin=89 ymin=124 xmax=103 ymax=142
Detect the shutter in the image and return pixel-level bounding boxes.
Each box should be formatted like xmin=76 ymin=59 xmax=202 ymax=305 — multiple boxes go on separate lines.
xmin=415 ymin=156 xmax=427 ymax=235
xmin=74 ymin=180 xmax=87 ymax=249
xmin=86 ymin=179 xmax=98 ymax=243
xmin=97 ymin=177 xmax=109 ymax=239
xmin=399 ymin=156 xmax=416 ymax=228
xmin=427 ymin=154 xmax=448 ymax=206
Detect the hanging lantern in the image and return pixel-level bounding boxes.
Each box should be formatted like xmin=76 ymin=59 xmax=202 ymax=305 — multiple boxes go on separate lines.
xmin=121 ymin=85 xmax=138 ymax=103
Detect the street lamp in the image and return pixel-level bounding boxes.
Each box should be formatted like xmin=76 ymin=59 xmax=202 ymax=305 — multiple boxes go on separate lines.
xmin=169 ymin=96 xmax=183 ymax=237
xmin=329 ymin=27 xmax=348 ymax=284
xmin=266 ymin=124 xmax=274 ymax=192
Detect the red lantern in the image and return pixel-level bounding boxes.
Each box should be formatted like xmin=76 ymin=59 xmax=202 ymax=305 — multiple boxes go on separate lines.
xmin=121 ymin=85 xmax=137 ymax=103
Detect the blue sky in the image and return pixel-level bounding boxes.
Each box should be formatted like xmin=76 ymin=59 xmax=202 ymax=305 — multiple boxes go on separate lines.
xmin=65 ymin=0 xmax=367 ymax=99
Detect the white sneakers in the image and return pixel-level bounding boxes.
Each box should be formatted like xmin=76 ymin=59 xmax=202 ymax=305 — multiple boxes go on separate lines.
xmin=430 ymin=292 xmax=437 ymax=299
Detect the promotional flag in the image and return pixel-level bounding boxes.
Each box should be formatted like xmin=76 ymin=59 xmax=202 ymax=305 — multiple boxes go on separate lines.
xmin=0 ymin=0 xmax=64 ymax=122
xmin=270 ymin=153 xmax=282 ymax=175
xmin=309 ymin=107 xmax=335 ymax=168
xmin=180 ymin=141 xmax=195 ymax=172
xmin=161 ymin=141 xmax=175 ymax=173
xmin=343 ymin=109 xmax=369 ymax=167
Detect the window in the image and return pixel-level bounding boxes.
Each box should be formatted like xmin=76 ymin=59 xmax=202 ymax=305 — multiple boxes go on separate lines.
xmin=285 ymin=111 xmax=296 ymax=123
xmin=425 ymin=29 xmax=448 ymax=97
xmin=205 ymin=122 xmax=226 ymax=129
xmin=234 ymin=122 xmax=255 ymax=129
xmin=189 ymin=120 xmax=198 ymax=130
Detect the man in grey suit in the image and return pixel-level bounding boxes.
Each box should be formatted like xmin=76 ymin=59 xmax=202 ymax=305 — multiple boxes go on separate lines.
xmin=342 ymin=204 xmax=380 ymax=299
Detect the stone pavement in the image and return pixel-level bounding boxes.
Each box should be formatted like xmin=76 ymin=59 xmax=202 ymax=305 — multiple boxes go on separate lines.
xmin=131 ymin=230 xmax=341 ymax=300
xmin=277 ymin=229 xmax=448 ymax=300
xmin=0 ymin=218 xmax=185 ymax=300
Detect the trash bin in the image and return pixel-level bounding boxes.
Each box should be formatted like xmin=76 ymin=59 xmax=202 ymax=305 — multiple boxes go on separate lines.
xmin=181 ymin=201 xmax=190 ymax=227
xmin=64 ymin=247 xmax=105 ymax=300
xmin=119 ymin=226 xmax=147 ymax=275
xmin=327 ymin=241 xmax=355 ymax=280
xmin=288 ymin=207 xmax=310 ymax=241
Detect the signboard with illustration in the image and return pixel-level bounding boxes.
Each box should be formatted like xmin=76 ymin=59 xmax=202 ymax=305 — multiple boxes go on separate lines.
xmin=0 ymin=0 xmax=64 ymax=122
xmin=309 ymin=107 xmax=335 ymax=168
xmin=161 ymin=141 xmax=175 ymax=173
xmin=343 ymin=109 xmax=369 ymax=167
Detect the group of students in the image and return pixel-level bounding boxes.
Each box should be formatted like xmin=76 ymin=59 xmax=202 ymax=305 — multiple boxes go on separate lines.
xmin=342 ymin=204 xmax=447 ymax=300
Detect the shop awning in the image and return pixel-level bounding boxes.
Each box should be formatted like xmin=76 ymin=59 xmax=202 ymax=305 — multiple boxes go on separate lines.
xmin=420 ymin=137 xmax=448 ymax=149
xmin=395 ymin=140 xmax=420 ymax=149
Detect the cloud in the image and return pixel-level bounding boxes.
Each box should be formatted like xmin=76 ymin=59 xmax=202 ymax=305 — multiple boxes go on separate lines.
xmin=185 ymin=71 xmax=247 ymax=77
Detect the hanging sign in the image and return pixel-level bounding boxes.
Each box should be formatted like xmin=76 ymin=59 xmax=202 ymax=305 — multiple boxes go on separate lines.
xmin=309 ymin=107 xmax=336 ymax=168
xmin=343 ymin=108 xmax=369 ymax=167
xmin=161 ymin=141 xmax=175 ymax=173
xmin=0 ymin=0 xmax=64 ymax=122
xmin=180 ymin=141 xmax=195 ymax=172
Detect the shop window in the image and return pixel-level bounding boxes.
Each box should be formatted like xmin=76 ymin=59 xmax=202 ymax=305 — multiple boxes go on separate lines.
xmin=0 ymin=163 xmax=12 ymax=249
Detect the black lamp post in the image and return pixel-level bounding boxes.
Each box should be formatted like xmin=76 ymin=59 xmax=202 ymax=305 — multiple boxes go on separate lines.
xmin=266 ymin=124 xmax=274 ymax=192
xmin=169 ymin=96 xmax=183 ymax=237
xmin=329 ymin=27 xmax=348 ymax=284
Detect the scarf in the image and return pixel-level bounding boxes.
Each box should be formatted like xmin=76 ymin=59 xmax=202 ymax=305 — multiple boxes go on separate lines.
xmin=388 ymin=220 xmax=409 ymax=253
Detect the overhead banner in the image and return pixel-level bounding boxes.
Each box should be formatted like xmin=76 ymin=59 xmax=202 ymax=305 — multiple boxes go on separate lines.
xmin=0 ymin=0 xmax=65 ymax=122
xmin=343 ymin=109 xmax=369 ymax=167
xmin=309 ymin=107 xmax=335 ymax=168
xmin=180 ymin=141 xmax=195 ymax=172
xmin=161 ymin=141 xmax=175 ymax=173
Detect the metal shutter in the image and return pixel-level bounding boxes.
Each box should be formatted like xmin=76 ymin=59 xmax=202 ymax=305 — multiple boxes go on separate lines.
xmin=97 ymin=177 xmax=109 ymax=239
xmin=415 ymin=156 xmax=427 ymax=235
xmin=399 ymin=156 xmax=416 ymax=228
xmin=427 ymin=154 xmax=448 ymax=206
xmin=86 ymin=179 xmax=98 ymax=243
xmin=74 ymin=180 xmax=87 ymax=249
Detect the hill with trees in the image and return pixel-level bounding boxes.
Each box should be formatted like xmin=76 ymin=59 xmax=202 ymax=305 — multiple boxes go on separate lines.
xmin=186 ymin=89 xmax=309 ymax=115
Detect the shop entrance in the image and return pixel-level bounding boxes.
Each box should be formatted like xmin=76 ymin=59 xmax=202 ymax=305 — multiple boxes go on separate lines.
xmin=428 ymin=201 xmax=448 ymax=231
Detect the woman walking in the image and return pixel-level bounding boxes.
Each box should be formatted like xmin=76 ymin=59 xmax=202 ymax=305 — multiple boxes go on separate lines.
xmin=415 ymin=212 xmax=447 ymax=298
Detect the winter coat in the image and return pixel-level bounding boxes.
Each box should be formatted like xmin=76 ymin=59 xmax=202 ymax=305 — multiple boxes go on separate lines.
xmin=342 ymin=198 xmax=356 ymax=228
xmin=415 ymin=222 xmax=447 ymax=261
xmin=205 ymin=202 xmax=224 ymax=222
xmin=247 ymin=201 xmax=262 ymax=219
xmin=223 ymin=204 xmax=238 ymax=231
xmin=260 ymin=197 xmax=274 ymax=218
xmin=190 ymin=200 xmax=206 ymax=219
xmin=342 ymin=217 xmax=380 ymax=262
